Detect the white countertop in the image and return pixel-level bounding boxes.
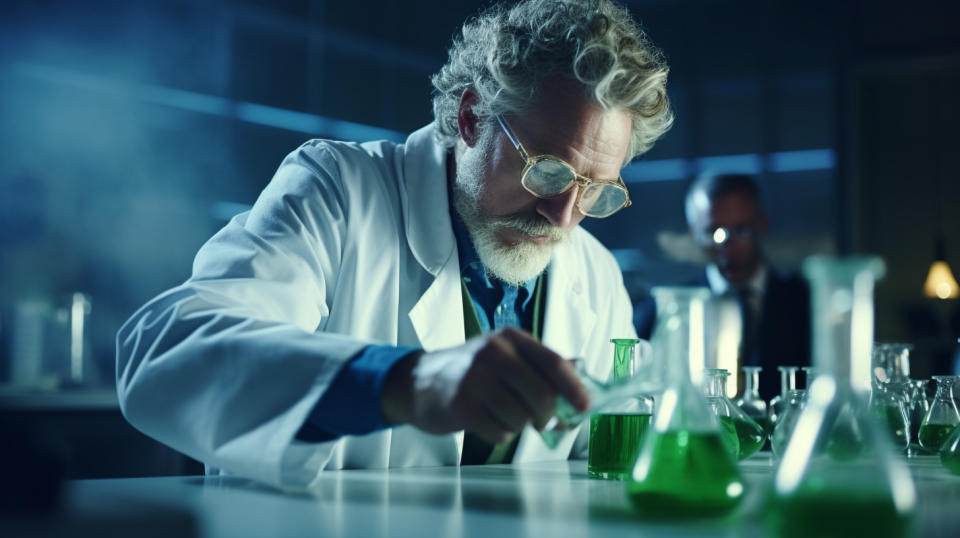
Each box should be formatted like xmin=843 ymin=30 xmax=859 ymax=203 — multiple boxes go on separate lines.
xmin=12 ymin=455 xmax=958 ymax=538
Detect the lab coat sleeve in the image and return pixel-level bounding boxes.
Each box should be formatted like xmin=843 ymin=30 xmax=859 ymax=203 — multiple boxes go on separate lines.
xmin=116 ymin=143 xmax=373 ymax=489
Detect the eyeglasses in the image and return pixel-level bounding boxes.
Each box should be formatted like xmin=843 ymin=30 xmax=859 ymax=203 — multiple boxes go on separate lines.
xmin=698 ymin=225 xmax=757 ymax=246
xmin=495 ymin=115 xmax=631 ymax=218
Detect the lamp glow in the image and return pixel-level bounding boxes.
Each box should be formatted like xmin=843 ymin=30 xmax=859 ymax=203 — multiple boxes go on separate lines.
xmin=923 ymin=260 xmax=959 ymax=299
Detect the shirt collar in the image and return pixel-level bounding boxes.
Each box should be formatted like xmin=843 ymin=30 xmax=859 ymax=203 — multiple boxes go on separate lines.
xmin=706 ymin=262 xmax=768 ymax=298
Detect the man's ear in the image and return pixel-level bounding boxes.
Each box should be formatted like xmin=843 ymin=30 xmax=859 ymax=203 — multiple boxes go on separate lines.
xmin=456 ymin=87 xmax=481 ymax=147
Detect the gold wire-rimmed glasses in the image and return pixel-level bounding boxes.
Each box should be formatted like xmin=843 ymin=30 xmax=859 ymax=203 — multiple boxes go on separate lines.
xmin=495 ymin=114 xmax=632 ymax=218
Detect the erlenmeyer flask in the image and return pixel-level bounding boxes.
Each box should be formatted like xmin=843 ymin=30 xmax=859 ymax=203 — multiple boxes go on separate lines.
xmin=736 ymin=366 xmax=770 ymax=435
xmin=907 ymin=379 xmax=930 ymax=455
xmin=768 ymin=366 xmax=798 ymax=432
xmin=870 ymin=381 xmax=910 ymax=452
xmin=627 ymin=287 xmax=745 ymax=519
xmin=939 ymin=422 xmax=960 ymax=474
xmin=588 ymin=338 xmax=655 ymax=480
xmin=770 ymin=389 xmax=805 ymax=458
xmin=704 ymin=368 xmax=765 ymax=460
xmin=917 ymin=375 xmax=960 ymax=453
xmin=765 ymin=257 xmax=916 ymax=538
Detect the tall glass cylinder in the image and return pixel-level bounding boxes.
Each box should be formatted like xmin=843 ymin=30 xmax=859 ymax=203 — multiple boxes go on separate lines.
xmin=765 ymin=257 xmax=916 ymax=538
xmin=588 ymin=339 xmax=655 ymax=480
xmin=627 ymin=287 xmax=744 ymax=519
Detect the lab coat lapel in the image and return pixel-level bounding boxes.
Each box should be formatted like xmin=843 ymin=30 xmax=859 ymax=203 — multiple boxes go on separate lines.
xmin=514 ymin=241 xmax=597 ymax=462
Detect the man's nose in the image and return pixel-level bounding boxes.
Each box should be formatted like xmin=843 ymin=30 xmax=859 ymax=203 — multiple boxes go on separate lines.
xmin=535 ymin=185 xmax=581 ymax=229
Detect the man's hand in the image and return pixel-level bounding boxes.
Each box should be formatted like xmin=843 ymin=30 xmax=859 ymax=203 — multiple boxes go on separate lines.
xmin=380 ymin=328 xmax=590 ymax=444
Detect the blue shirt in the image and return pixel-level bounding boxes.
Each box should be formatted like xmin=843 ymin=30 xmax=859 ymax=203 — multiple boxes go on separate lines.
xmin=297 ymin=213 xmax=540 ymax=442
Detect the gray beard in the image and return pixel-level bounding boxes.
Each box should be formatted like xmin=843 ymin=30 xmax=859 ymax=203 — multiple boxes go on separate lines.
xmin=451 ymin=136 xmax=568 ymax=286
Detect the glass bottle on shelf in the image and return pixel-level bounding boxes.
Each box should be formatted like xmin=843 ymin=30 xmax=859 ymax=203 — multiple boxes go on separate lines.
xmin=704 ymin=368 xmax=765 ymax=460
xmin=768 ymin=366 xmax=799 ymax=431
xmin=736 ymin=366 xmax=770 ymax=434
xmin=627 ymin=287 xmax=745 ymax=520
xmin=770 ymin=389 xmax=806 ymax=459
xmin=917 ymin=376 xmax=960 ymax=453
xmin=764 ymin=257 xmax=916 ymax=538
xmin=588 ymin=338 xmax=656 ymax=480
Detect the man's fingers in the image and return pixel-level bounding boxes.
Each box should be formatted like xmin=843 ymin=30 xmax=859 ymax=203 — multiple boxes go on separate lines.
xmin=464 ymin=406 xmax=512 ymax=445
xmin=494 ymin=358 xmax=556 ymax=430
xmin=499 ymin=329 xmax=590 ymax=412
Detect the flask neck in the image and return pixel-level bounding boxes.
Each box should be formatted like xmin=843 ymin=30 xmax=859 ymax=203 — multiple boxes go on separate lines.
xmin=779 ymin=369 xmax=797 ymax=396
xmin=704 ymin=371 xmax=729 ymax=398
xmin=743 ymin=368 xmax=761 ymax=399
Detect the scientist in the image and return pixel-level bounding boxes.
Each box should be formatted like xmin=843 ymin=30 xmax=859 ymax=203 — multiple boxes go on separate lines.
xmin=116 ymin=0 xmax=673 ymax=489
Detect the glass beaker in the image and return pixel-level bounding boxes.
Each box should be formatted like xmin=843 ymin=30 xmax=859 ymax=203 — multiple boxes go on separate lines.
xmin=626 ymin=287 xmax=745 ymax=519
xmin=705 ymin=368 xmax=765 ymax=460
xmin=764 ymin=257 xmax=916 ymax=538
xmin=768 ymin=366 xmax=799 ymax=432
xmin=736 ymin=366 xmax=770 ymax=434
xmin=588 ymin=338 xmax=655 ymax=480
xmin=917 ymin=376 xmax=960 ymax=453
xmin=770 ymin=389 xmax=806 ymax=459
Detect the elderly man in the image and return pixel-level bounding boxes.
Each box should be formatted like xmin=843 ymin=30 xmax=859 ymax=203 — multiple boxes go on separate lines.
xmin=117 ymin=0 xmax=672 ymax=489
xmin=636 ymin=173 xmax=810 ymax=401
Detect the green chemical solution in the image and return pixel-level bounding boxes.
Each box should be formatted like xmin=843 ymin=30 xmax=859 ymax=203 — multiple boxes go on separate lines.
xmin=730 ymin=417 xmax=765 ymax=459
xmin=826 ymin=419 xmax=865 ymax=461
xmin=753 ymin=415 xmax=774 ymax=436
xmin=587 ymin=413 xmax=652 ymax=480
xmin=882 ymin=405 xmax=909 ymax=449
xmin=716 ymin=416 xmax=741 ymax=459
xmin=919 ymin=423 xmax=956 ymax=452
xmin=939 ymin=425 xmax=960 ymax=475
xmin=627 ymin=430 xmax=745 ymax=519
xmin=766 ymin=487 xmax=913 ymax=538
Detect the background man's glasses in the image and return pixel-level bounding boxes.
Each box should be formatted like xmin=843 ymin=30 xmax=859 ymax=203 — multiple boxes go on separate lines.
xmin=495 ymin=115 xmax=631 ymax=219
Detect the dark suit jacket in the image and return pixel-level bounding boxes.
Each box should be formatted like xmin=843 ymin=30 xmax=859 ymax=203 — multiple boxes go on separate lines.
xmin=634 ymin=268 xmax=811 ymax=402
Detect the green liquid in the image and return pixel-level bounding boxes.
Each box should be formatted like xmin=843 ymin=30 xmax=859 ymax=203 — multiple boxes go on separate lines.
xmin=919 ymin=423 xmax=956 ymax=452
xmin=587 ymin=413 xmax=652 ymax=480
xmin=626 ymin=430 xmax=745 ymax=519
xmin=716 ymin=416 xmax=741 ymax=459
xmin=731 ymin=417 xmax=766 ymax=459
xmin=882 ymin=406 xmax=909 ymax=449
xmin=939 ymin=425 xmax=960 ymax=475
xmin=753 ymin=415 xmax=774 ymax=436
xmin=766 ymin=489 xmax=913 ymax=538
xmin=826 ymin=419 xmax=865 ymax=461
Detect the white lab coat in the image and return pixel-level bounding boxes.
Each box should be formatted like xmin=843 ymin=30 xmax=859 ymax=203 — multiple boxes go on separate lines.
xmin=116 ymin=123 xmax=637 ymax=490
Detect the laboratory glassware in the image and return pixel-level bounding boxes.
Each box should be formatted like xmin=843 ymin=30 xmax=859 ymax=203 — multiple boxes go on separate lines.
xmin=768 ymin=366 xmax=799 ymax=432
xmin=704 ymin=368 xmax=765 ymax=460
xmin=770 ymin=389 xmax=805 ymax=459
xmin=917 ymin=376 xmax=960 ymax=453
xmin=765 ymin=256 xmax=916 ymax=538
xmin=736 ymin=366 xmax=770 ymax=434
xmin=627 ymin=287 xmax=745 ymax=519
xmin=588 ymin=338 xmax=655 ymax=480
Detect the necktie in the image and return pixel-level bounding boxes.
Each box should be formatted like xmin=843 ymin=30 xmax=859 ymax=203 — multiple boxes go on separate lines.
xmin=737 ymin=287 xmax=759 ymax=367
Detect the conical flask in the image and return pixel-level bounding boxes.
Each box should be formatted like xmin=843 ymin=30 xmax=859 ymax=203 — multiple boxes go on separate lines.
xmin=765 ymin=257 xmax=916 ymax=538
xmin=938 ymin=421 xmax=960 ymax=474
xmin=627 ymin=287 xmax=745 ymax=519
xmin=704 ymin=368 xmax=765 ymax=460
xmin=768 ymin=366 xmax=798 ymax=431
xmin=736 ymin=366 xmax=770 ymax=433
xmin=587 ymin=338 xmax=655 ymax=480
xmin=917 ymin=375 xmax=960 ymax=453
xmin=770 ymin=389 xmax=806 ymax=458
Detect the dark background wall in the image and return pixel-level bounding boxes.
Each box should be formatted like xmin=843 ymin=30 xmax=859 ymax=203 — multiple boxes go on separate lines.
xmin=1 ymin=0 xmax=958 ymax=390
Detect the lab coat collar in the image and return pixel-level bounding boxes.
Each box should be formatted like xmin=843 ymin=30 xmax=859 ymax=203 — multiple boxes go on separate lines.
xmin=400 ymin=124 xmax=456 ymax=277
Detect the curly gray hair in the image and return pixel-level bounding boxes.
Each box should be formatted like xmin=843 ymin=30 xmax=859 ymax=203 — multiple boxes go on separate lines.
xmin=431 ymin=0 xmax=673 ymax=162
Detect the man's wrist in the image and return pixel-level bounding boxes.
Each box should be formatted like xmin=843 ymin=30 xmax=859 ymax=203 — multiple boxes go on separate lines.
xmin=381 ymin=350 xmax=423 ymax=425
